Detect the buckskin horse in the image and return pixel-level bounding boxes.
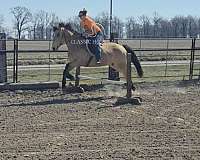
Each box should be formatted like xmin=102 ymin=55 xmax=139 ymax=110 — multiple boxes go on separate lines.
xmin=52 ymin=23 xmax=143 ymax=90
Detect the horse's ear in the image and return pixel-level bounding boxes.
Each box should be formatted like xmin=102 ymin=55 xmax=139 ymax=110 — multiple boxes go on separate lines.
xmin=53 ymin=26 xmax=58 ymax=32
xmin=59 ymin=23 xmax=65 ymax=28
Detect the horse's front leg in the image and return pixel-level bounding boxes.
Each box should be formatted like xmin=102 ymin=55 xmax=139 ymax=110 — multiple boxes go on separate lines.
xmin=62 ymin=62 xmax=76 ymax=88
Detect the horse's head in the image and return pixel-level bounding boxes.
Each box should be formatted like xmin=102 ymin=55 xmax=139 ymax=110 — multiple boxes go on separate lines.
xmin=52 ymin=23 xmax=73 ymax=51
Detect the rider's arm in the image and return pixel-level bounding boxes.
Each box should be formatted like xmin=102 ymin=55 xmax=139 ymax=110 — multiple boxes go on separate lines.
xmin=89 ymin=24 xmax=97 ymax=36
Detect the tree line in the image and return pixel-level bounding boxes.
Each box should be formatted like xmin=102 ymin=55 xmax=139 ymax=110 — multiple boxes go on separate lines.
xmin=1 ymin=6 xmax=200 ymax=39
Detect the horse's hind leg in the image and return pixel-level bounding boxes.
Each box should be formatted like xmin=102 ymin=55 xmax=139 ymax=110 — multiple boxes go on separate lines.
xmin=62 ymin=62 xmax=75 ymax=88
xmin=115 ymin=63 xmax=136 ymax=91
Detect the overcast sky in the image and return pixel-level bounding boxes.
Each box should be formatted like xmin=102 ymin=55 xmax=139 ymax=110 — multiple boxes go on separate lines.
xmin=1 ymin=0 xmax=200 ymax=28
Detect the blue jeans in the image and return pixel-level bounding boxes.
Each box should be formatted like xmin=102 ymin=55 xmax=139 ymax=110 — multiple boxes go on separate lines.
xmin=87 ymin=32 xmax=103 ymax=61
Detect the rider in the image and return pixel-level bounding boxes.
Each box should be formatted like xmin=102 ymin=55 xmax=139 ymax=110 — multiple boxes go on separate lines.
xmin=79 ymin=8 xmax=103 ymax=64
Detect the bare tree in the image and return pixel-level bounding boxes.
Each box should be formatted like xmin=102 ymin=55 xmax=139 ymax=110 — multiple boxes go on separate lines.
xmin=178 ymin=16 xmax=188 ymax=37
xmin=160 ymin=19 xmax=172 ymax=37
xmin=197 ymin=18 xmax=200 ymax=37
xmin=153 ymin=12 xmax=162 ymax=37
xmin=126 ymin=17 xmax=140 ymax=38
xmin=10 ymin=6 xmax=32 ymax=39
xmin=95 ymin=12 xmax=109 ymax=37
xmin=49 ymin=13 xmax=59 ymax=27
xmin=67 ymin=16 xmax=83 ymax=33
xmin=36 ymin=10 xmax=46 ymax=39
xmin=171 ymin=17 xmax=179 ymax=37
xmin=112 ymin=16 xmax=124 ymax=38
xmin=44 ymin=12 xmax=53 ymax=40
xmin=139 ymin=15 xmax=151 ymax=37
xmin=49 ymin=13 xmax=60 ymax=39
xmin=0 ymin=14 xmax=4 ymax=32
xmin=30 ymin=11 xmax=59 ymax=40
xmin=30 ymin=13 xmax=40 ymax=39
xmin=187 ymin=16 xmax=198 ymax=37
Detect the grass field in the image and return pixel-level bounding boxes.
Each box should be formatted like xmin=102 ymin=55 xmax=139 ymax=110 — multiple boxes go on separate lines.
xmin=7 ymin=64 xmax=199 ymax=83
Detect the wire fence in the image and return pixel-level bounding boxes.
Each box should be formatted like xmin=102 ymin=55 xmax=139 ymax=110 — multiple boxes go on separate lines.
xmin=0 ymin=38 xmax=200 ymax=83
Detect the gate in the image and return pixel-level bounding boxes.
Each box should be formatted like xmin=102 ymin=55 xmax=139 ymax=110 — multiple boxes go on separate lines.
xmin=189 ymin=38 xmax=200 ymax=80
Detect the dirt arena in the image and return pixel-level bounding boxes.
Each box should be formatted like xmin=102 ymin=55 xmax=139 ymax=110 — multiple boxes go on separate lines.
xmin=0 ymin=81 xmax=200 ymax=160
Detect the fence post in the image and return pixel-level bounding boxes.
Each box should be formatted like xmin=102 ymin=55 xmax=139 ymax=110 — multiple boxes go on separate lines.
xmin=16 ymin=39 xmax=19 ymax=83
xmin=189 ymin=38 xmax=195 ymax=80
xmin=0 ymin=33 xmax=7 ymax=83
xmin=127 ymin=53 xmax=132 ymax=98
xmin=13 ymin=39 xmax=19 ymax=83
xmin=75 ymin=66 xmax=80 ymax=87
xmin=108 ymin=33 xmax=120 ymax=81
xmin=48 ymin=40 xmax=51 ymax=81
xmin=13 ymin=40 xmax=16 ymax=83
xmin=164 ymin=38 xmax=169 ymax=77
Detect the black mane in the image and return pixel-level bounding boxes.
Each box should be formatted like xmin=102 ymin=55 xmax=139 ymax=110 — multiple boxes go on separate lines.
xmin=65 ymin=23 xmax=80 ymax=35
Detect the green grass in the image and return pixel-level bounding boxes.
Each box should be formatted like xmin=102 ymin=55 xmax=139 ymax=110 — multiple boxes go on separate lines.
xmin=7 ymin=64 xmax=199 ymax=83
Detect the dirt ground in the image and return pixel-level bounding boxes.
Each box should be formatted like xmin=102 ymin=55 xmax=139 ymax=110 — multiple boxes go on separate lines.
xmin=0 ymin=80 xmax=200 ymax=160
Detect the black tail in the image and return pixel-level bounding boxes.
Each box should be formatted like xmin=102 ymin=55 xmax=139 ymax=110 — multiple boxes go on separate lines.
xmin=122 ymin=44 xmax=143 ymax=78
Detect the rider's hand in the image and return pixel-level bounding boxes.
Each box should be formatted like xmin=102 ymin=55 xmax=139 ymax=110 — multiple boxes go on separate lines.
xmin=81 ymin=32 xmax=89 ymax=38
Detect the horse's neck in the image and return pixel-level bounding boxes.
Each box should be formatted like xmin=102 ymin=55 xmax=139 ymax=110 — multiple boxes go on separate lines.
xmin=65 ymin=33 xmax=87 ymax=59
xmin=66 ymin=33 xmax=85 ymax=49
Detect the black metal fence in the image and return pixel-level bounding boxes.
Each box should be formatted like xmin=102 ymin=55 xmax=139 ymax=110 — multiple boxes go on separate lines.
xmin=0 ymin=38 xmax=200 ymax=83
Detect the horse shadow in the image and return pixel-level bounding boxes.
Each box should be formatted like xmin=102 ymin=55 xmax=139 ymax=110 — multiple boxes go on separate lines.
xmin=2 ymin=96 xmax=111 ymax=108
xmin=1 ymin=84 xmax=141 ymax=108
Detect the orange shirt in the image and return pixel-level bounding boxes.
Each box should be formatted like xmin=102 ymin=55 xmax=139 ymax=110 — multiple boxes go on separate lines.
xmin=81 ymin=16 xmax=101 ymax=35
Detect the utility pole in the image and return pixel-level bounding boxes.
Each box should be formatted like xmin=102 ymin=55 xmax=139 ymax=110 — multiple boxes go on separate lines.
xmin=108 ymin=0 xmax=120 ymax=81
xmin=110 ymin=0 xmax=112 ymax=39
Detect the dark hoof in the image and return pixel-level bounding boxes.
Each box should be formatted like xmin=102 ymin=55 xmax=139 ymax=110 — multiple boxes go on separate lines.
xmin=62 ymin=81 xmax=66 ymax=88
xmin=69 ymin=82 xmax=74 ymax=87
xmin=70 ymin=77 xmax=75 ymax=81
xmin=132 ymin=84 xmax=136 ymax=91
xmin=77 ymin=86 xmax=85 ymax=93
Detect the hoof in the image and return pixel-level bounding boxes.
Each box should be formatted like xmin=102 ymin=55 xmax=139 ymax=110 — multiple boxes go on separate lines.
xmin=70 ymin=76 xmax=75 ymax=81
xmin=132 ymin=84 xmax=136 ymax=91
xmin=62 ymin=81 xmax=66 ymax=88
xmin=77 ymin=86 xmax=85 ymax=93
xmin=69 ymin=82 xmax=74 ymax=87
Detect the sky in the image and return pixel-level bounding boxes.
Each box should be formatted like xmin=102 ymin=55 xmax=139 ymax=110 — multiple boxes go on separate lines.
xmin=1 ymin=0 xmax=200 ymax=28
